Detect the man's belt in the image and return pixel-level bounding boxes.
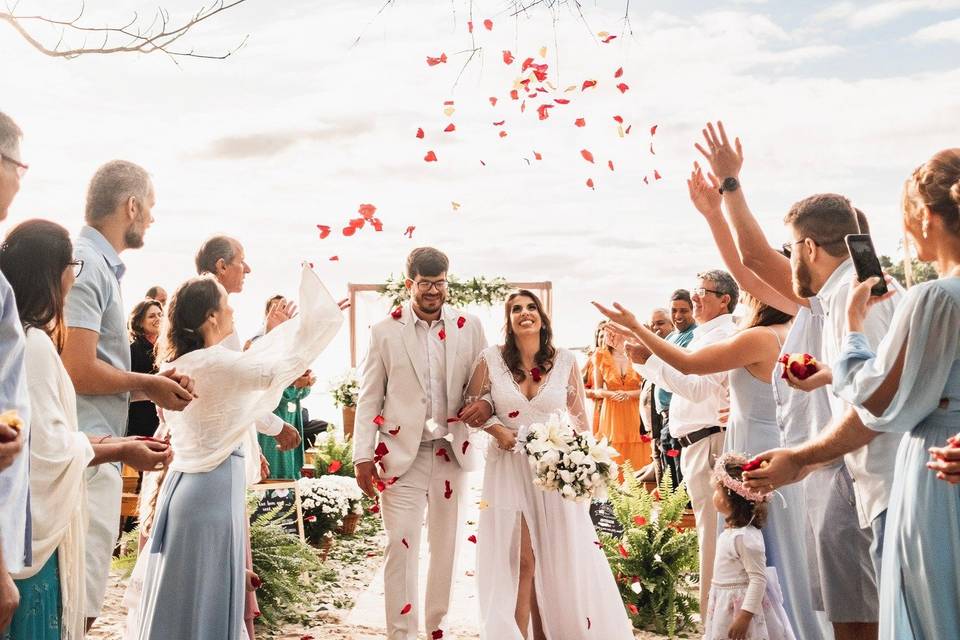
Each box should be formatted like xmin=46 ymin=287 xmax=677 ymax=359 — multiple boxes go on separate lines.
xmin=676 ymin=426 xmax=724 ymax=449
xmin=658 ymin=409 xmax=670 ymax=422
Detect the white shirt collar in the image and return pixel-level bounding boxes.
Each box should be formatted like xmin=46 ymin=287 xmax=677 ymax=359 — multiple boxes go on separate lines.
xmin=817 ymin=258 xmax=854 ymax=303
xmin=692 ymin=313 xmax=735 ymax=338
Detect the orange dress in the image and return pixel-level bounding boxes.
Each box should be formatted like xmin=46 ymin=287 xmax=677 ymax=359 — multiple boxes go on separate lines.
xmin=583 ymin=351 xmax=603 ymax=437
xmin=595 ymin=349 xmax=651 ymax=474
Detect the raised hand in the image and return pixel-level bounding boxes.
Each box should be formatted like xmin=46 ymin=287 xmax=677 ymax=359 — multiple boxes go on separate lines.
xmin=591 ymin=301 xmax=640 ymax=333
xmin=694 ymin=121 xmax=743 ymax=180
xmin=265 ymin=299 xmax=298 ymax=333
xmin=625 ymin=341 xmax=652 ymax=365
xmin=846 ymin=275 xmax=896 ymax=333
xmin=687 ymin=162 xmax=723 ymax=219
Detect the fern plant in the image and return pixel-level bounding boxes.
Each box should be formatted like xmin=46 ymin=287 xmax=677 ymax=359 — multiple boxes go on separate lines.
xmin=312 ymin=431 xmax=355 ymax=477
xmin=601 ymin=465 xmax=700 ymax=637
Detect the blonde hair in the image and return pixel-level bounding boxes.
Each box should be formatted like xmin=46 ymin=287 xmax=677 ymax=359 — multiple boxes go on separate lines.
xmin=904 ymin=148 xmax=960 ymax=235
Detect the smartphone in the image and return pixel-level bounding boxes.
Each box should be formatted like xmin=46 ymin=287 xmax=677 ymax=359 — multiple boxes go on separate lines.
xmin=845 ymin=234 xmax=888 ymax=296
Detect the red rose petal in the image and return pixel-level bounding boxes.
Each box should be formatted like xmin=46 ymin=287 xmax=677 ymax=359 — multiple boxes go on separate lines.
xmin=426 ymin=53 xmax=448 ymax=66
xmin=401 ymin=603 xmax=412 ymax=615
xmin=371 ymin=218 xmax=384 ymax=232
xmin=447 ymin=417 xmax=459 ymax=424
xmin=536 ymin=104 xmax=554 ymax=120
xmin=582 ymin=79 xmax=597 ymax=91
xmin=614 ymin=66 xmax=624 ymax=78
xmin=640 ymin=434 xmax=652 ymax=443
xmin=510 ymin=89 xmax=519 ymax=101
xmin=666 ymin=448 xmax=679 ymax=458
xmin=580 ymin=149 xmax=595 ymax=163
xmin=388 ymin=426 xmax=401 ymax=436
xmin=376 ymin=479 xmax=386 ymax=492
xmin=370 ymin=503 xmax=380 ymax=514
xmin=424 ymin=150 xmax=437 ymax=162
xmin=509 ymin=411 xmax=520 ymax=418
xmin=444 ymin=123 xmax=456 ymax=133
xmin=358 ymin=203 xmax=377 ymax=219
xmin=616 ymin=82 xmax=629 ymax=93
xmin=402 ymin=537 xmax=409 ymax=548
xmin=432 ymin=632 xmax=444 ymax=640
xmin=493 ymin=120 xmax=505 ymax=126
xmin=467 ymin=20 xmax=473 ymax=33
xmin=608 ymin=160 xmax=614 ymax=171
xmin=316 ymin=224 xmax=331 ymax=239
xmin=328 ymin=460 xmax=342 ymax=474
xmin=468 ymin=534 xmax=477 ymax=543
xmin=391 ymin=307 xmax=402 ymax=319
xmin=742 ymin=457 xmax=763 ymax=472
xmin=618 ymin=544 xmax=629 ymax=558
xmin=643 ymin=176 xmax=649 ymax=185
xmin=586 ymin=178 xmax=595 ymax=189
xmin=404 ymin=226 xmax=416 ymax=238
xmin=554 ymin=98 xmax=570 ymax=105
xmin=625 ymin=124 xmax=632 ymax=135
xmin=375 ymin=441 xmax=389 ymax=456
xmin=444 ymin=480 xmax=453 ymax=499
xmin=499 ymin=130 xmax=508 ymax=138
xmin=650 ymin=124 xmax=658 ymax=135
xmin=628 ymin=603 xmax=639 ymax=615
xmin=633 ymin=515 xmax=647 ymax=526
xmin=574 ymin=117 xmax=586 ymax=127
xmin=654 ymin=169 xmax=662 ymax=180
xmin=329 ymin=255 xmax=339 ymax=261
xmin=342 ymin=225 xmax=356 ymax=237
xmin=502 ymin=50 xmax=514 ymax=65
xmin=387 ymin=476 xmax=399 ymax=485
xmin=601 ymin=34 xmax=616 ymax=42
xmin=649 ymin=142 xmax=656 ymax=155
xmin=483 ymin=18 xmax=493 ymax=30
xmin=462 ymin=441 xmax=470 ymax=454
xmin=613 ymin=115 xmax=623 ymax=123
xmin=533 ymin=151 xmax=542 ymax=160
xmin=374 ymin=415 xmax=386 ymax=427
xmin=457 ymin=316 xmax=466 ymax=328
xmin=587 ymin=616 xmax=592 ymax=629
xmin=489 ymin=96 xmax=497 ymax=106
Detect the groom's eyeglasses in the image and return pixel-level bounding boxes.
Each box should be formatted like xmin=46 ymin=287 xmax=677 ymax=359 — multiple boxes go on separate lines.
xmin=415 ymin=280 xmax=447 ymax=292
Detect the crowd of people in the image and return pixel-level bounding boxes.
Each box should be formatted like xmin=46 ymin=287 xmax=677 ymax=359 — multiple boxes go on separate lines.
xmin=0 ymin=106 xmax=958 ymax=640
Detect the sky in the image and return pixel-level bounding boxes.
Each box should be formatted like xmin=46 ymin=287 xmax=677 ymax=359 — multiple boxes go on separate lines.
xmin=3 ymin=0 xmax=959 ymax=423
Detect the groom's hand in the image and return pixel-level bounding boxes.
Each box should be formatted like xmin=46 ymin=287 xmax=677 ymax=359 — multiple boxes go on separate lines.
xmin=459 ymin=399 xmax=493 ymax=428
xmin=355 ymin=460 xmax=382 ymax=498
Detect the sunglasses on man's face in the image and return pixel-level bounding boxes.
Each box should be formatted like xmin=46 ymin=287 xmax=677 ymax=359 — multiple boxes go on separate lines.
xmin=0 ymin=154 xmax=28 ymax=179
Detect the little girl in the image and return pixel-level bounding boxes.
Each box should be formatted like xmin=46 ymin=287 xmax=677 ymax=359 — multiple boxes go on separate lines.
xmin=704 ymin=453 xmax=796 ymax=640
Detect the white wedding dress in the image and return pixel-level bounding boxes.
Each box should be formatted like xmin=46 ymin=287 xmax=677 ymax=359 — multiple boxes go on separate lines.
xmin=466 ymin=346 xmax=634 ymax=639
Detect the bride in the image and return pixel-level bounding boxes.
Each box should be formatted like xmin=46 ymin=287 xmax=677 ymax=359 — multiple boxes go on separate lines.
xmin=464 ymin=290 xmax=633 ymax=639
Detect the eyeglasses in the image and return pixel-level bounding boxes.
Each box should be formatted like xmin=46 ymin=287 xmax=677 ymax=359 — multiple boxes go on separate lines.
xmin=781 ymin=237 xmax=846 ymax=258
xmin=69 ymin=260 xmax=84 ymax=277
xmin=692 ymin=287 xmax=724 ymax=298
xmin=414 ymin=280 xmax=447 ymax=292
xmin=0 ymin=154 xmax=29 ymax=179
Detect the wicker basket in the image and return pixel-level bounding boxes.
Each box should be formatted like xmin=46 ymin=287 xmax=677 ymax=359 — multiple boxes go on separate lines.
xmin=337 ymin=512 xmax=361 ymax=536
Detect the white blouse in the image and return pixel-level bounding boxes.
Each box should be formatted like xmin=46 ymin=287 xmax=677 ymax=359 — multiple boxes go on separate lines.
xmin=164 ymin=267 xmax=343 ymax=482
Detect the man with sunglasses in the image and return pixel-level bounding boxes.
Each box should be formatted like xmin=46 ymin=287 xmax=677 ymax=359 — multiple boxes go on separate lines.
xmin=0 ymin=111 xmax=31 ymax=633
xmin=353 ymin=247 xmax=492 ymax=640
xmin=696 ymin=120 xmax=902 ymax=640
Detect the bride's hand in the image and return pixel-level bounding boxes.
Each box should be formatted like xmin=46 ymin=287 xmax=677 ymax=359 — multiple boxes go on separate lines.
xmin=488 ymin=425 xmax=517 ymax=451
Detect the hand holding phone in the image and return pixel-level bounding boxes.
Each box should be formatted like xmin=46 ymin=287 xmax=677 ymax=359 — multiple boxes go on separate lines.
xmin=845 ymin=234 xmax=888 ymax=296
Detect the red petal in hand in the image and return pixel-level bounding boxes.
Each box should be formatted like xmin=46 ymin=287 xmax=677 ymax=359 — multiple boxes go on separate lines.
xmin=582 ymin=79 xmax=597 ymax=91
xmin=444 ymin=123 xmax=456 ymax=132
xmin=580 ymin=149 xmax=595 ymax=163
xmin=608 ymin=160 xmax=615 ymax=171
xmin=358 ymin=203 xmax=377 ymax=219
xmin=612 ymin=115 xmax=623 ymax=123
xmin=502 ymin=50 xmax=514 ymax=65
xmin=424 ymin=150 xmax=438 ymax=162
xmin=483 ymin=18 xmax=493 ymax=30
xmin=654 ymin=169 xmax=663 ymax=180
xmin=416 ymin=127 xmax=424 ymax=139
xmin=533 ymin=151 xmax=542 ymax=160
xmin=614 ymin=66 xmax=624 ymax=78
xmin=616 ymin=82 xmax=629 ymax=93
xmin=586 ymin=178 xmax=595 ymax=189
xmin=574 ymin=117 xmax=586 ymax=127
xmin=401 ymin=603 xmax=412 ymax=615
xmin=404 ymin=226 xmax=416 ymax=238
xmin=489 ymin=96 xmax=498 ymax=106
xmin=650 ymin=124 xmax=658 ymax=135
xmin=317 ymin=224 xmax=331 ymax=239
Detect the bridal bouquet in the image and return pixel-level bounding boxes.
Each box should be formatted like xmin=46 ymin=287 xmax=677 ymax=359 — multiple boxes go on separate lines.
xmin=517 ymin=410 xmax=620 ymax=502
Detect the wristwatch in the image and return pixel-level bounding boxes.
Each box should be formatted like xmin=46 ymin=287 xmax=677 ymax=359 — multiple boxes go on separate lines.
xmin=719 ymin=176 xmax=739 ymax=194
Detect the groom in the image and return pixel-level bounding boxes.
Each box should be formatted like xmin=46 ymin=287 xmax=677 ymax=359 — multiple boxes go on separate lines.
xmin=354 ymin=247 xmax=492 ymax=640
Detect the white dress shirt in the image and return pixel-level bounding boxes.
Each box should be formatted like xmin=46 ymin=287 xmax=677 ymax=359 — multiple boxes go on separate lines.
xmin=636 ymin=314 xmax=738 ymax=438
xmin=415 ymin=317 xmax=449 ymax=440
xmin=819 ymin=258 xmax=902 ymax=527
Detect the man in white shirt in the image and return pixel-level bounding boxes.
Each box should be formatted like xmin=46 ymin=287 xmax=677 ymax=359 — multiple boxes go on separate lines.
xmin=611 ymin=269 xmax=739 ymax=617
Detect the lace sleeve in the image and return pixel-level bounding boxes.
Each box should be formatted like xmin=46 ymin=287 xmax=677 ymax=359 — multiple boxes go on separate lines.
xmin=465 ymin=351 xmax=499 ymax=429
xmin=566 ymin=356 xmax=590 ymax=432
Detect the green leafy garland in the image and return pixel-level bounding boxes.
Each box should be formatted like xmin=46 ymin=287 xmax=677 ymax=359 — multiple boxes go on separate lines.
xmin=601 ymin=466 xmax=700 ymax=637
xmin=379 ymin=274 xmax=513 ymax=308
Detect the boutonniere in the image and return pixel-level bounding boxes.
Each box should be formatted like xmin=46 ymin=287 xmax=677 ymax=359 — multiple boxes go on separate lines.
xmin=778 ymin=353 xmax=818 ymax=380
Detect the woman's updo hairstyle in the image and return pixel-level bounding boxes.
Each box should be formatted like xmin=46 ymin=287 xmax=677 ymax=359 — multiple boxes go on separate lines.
xmin=903 ymin=148 xmax=960 ymax=235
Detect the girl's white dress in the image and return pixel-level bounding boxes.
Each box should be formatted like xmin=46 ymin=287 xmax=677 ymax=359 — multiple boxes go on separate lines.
xmin=466 ymin=346 xmax=634 ymax=640
xmin=704 ymin=526 xmax=796 ymax=640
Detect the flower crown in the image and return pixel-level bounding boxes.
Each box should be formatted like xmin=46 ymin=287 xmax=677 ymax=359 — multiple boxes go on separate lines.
xmin=713 ymin=452 xmax=770 ymax=504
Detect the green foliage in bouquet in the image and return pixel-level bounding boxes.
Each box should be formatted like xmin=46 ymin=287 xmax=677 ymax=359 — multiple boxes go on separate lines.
xmin=601 ymin=465 xmax=700 ymax=637
xmin=249 ymin=502 xmax=325 ymax=627
xmin=312 ymin=431 xmax=355 ymax=477
xmin=379 ymin=273 xmax=512 ymax=308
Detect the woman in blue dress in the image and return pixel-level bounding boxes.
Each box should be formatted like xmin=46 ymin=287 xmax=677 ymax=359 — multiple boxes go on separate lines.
xmin=746 ymin=148 xmax=960 ymax=640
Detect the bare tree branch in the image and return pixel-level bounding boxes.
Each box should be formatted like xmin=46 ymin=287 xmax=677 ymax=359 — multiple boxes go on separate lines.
xmin=0 ymin=0 xmax=250 ymax=60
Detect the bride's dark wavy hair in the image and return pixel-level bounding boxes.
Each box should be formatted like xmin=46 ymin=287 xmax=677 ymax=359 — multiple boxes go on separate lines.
xmin=501 ymin=289 xmax=556 ymax=383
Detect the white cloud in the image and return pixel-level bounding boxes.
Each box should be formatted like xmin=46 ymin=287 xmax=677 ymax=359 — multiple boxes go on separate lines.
xmin=815 ymin=0 xmax=960 ymax=29
xmin=910 ymin=16 xmax=960 ymax=42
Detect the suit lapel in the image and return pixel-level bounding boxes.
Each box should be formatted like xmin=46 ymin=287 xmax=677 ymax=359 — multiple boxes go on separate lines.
xmin=442 ymin=306 xmax=461 ymax=401
xmin=401 ymin=302 xmax=428 ymax=393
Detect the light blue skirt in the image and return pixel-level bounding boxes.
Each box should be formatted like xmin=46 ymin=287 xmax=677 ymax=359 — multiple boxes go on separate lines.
xmin=2 ymin=552 xmax=60 ymax=640
xmin=880 ymin=412 xmax=959 ymax=639
xmin=136 ymin=449 xmax=246 ymax=640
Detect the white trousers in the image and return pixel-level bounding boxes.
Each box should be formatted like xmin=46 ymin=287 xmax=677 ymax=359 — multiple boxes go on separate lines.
xmin=381 ymin=439 xmax=467 ymax=640
xmin=679 ymin=431 xmax=725 ymax=617
xmin=83 ymin=462 xmax=122 ymax=617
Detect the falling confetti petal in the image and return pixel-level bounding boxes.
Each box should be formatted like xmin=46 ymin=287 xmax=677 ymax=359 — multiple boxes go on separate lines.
xmin=582 ymin=80 xmax=597 ymax=91
xmin=618 ymin=544 xmax=629 ymax=558
xmin=483 ymin=18 xmax=493 ymax=30
xmin=371 ymin=218 xmax=383 ymax=232
xmin=574 ymin=117 xmax=586 ymax=127
xmin=499 ymin=130 xmax=508 ymax=138
xmin=402 ymin=538 xmax=409 ymax=548
xmin=444 ymin=123 xmax=456 ymax=132
xmin=510 ymin=89 xmax=519 ymax=101
xmin=580 ymin=149 xmax=595 ymax=163
xmin=625 ymin=124 xmax=633 ymax=135
xmin=628 ymin=604 xmax=639 ymax=615
xmin=468 ymin=534 xmax=477 ymax=543
xmin=649 ymin=142 xmax=655 ymax=155
xmin=533 ymin=151 xmax=542 ymax=160
xmin=342 ymin=225 xmax=356 ymax=237
xmin=451 ymin=201 xmax=461 ymax=210
xmin=586 ymin=178 xmax=595 ymax=189
xmin=424 ymin=150 xmax=438 ymax=162
xmin=401 ymin=604 xmax=412 ymax=615
xmin=601 ymin=34 xmax=617 ymax=43
xmin=426 ymin=53 xmax=448 ymax=66
xmin=539 ymin=45 xmax=547 ymax=57
xmin=478 ymin=500 xmax=489 ymax=510
xmin=564 ymin=84 xmax=577 ymax=92
xmin=650 ymin=124 xmax=658 ymax=135
xmin=612 ymin=115 xmax=623 ymax=123
xmin=502 ymin=50 xmax=514 ymax=65
xmin=404 ymin=225 xmax=416 ymax=238
xmin=617 ymin=124 xmax=625 ymax=138
xmin=329 ymin=255 xmax=339 ymax=261
xmin=432 ymin=632 xmax=444 ymax=640
xmin=317 ymin=225 xmax=331 ymax=239
xmin=509 ymin=411 xmax=520 ymax=418
xmin=616 ymin=82 xmax=630 ymax=93
xmin=554 ymin=98 xmax=570 ymax=104
xmin=438 ymin=328 xmax=446 ymax=341
xmin=457 ymin=316 xmax=466 ymax=328
xmin=587 ymin=617 xmax=592 ymax=629
xmin=643 ymin=176 xmax=649 ymax=184
xmin=444 ymin=480 xmax=453 ymax=499
xmin=416 ymin=127 xmax=424 ymax=139
xmin=493 ymin=120 xmax=505 ymax=126
xmin=443 ymin=106 xmax=455 ymax=117
xmin=614 ymin=67 xmax=624 ymax=78
xmin=462 ymin=440 xmax=470 ymax=454
xmin=654 ymin=169 xmax=663 ymax=180
xmin=608 ymin=160 xmax=614 ymax=171
xmin=489 ymin=96 xmax=498 ymax=106
xmin=536 ymin=104 xmax=554 ymax=120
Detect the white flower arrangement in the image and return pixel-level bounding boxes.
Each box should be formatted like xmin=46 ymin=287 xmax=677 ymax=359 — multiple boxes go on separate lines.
xmin=297 ymin=476 xmax=351 ymax=541
xmin=517 ymin=410 xmax=619 ymax=502
xmin=329 ymin=368 xmax=360 ymax=408
xmin=316 ymin=474 xmax=365 ymax=516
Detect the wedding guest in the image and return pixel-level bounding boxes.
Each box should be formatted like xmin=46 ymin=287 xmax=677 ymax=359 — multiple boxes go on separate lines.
xmin=0 ymin=110 xmax=30 ymax=634
xmin=144 ymin=286 xmax=167 ymax=307
xmin=583 ymin=321 xmax=606 ymax=437
xmin=0 ymin=219 xmax=172 ymax=640
xmin=127 ymin=300 xmax=163 ymax=438
xmin=698 ymin=121 xmax=894 ymax=638
xmin=745 ymin=148 xmax=960 ymax=640
xmin=658 ymin=289 xmax=697 ymax=488
xmin=60 ymin=160 xmax=195 ymax=630
xmin=685 ymin=160 xmax=831 ymax=639
xmin=595 ymin=269 xmax=738 ymax=618
xmin=134 ymin=266 xmax=343 ymax=639
xmin=255 ymin=295 xmax=315 ymax=479
xmin=641 ymin=309 xmax=673 ymax=482
xmin=594 ymin=324 xmax=650 ymax=475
